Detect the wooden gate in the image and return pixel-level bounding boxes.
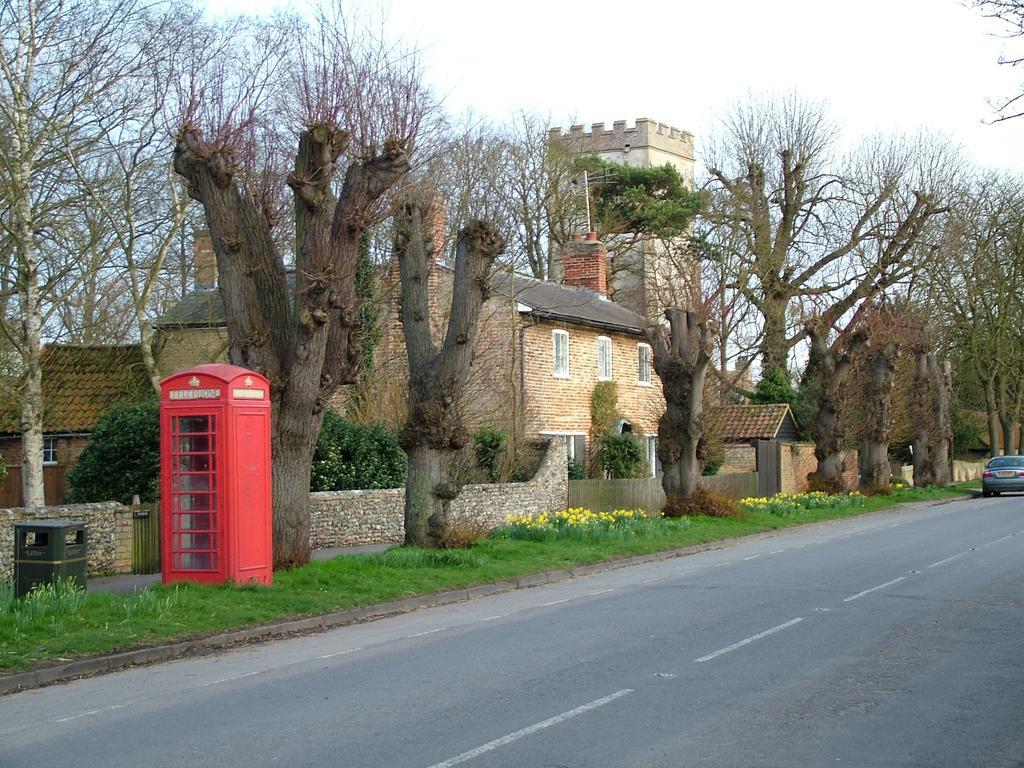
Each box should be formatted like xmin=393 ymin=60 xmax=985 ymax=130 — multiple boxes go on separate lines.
xmin=131 ymin=503 xmax=161 ymax=574
xmin=756 ymin=440 xmax=781 ymax=498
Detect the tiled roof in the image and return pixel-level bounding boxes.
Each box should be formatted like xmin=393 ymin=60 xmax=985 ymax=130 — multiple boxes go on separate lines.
xmin=489 ymin=270 xmax=648 ymax=334
xmin=712 ymin=403 xmax=793 ymax=442
xmin=0 ymin=345 xmax=152 ymax=434
xmin=154 ymin=267 xmax=651 ymax=336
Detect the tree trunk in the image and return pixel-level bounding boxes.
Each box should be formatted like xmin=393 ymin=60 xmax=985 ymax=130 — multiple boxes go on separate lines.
xmin=859 ymin=344 xmax=896 ymax=493
xmin=14 ymin=129 xmax=45 ymax=507
xmin=646 ymin=308 xmax=712 ymax=508
xmin=396 ymin=203 xmax=504 ymax=547
xmin=911 ymin=350 xmax=935 ymax=486
xmin=403 ymin=446 xmax=451 ymax=545
xmin=984 ymin=377 xmax=1001 ymax=457
xmin=806 ymin=327 xmax=864 ymax=492
xmin=759 ymin=294 xmax=790 ymax=373
xmin=929 ymin=355 xmax=953 ymax=485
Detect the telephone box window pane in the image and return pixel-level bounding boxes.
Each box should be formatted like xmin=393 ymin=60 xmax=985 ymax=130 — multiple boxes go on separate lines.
xmin=174 ymin=473 xmax=211 ymax=492
xmin=176 ymin=532 xmax=213 ymax=551
xmin=176 ymin=493 xmax=213 ymax=512
xmin=176 ymin=513 xmax=212 ymax=531
xmin=176 ymin=454 xmax=212 ymax=472
xmin=178 ymin=416 xmax=210 ymax=433
xmin=176 ymin=552 xmax=214 ymax=571
xmin=176 ymin=434 xmax=212 ymax=454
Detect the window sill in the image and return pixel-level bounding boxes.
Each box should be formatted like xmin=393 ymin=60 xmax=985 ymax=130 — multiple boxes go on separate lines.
xmin=552 ymin=373 xmax=571 ymax=380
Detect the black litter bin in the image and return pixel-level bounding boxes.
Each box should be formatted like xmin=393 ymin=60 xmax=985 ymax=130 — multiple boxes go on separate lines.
xmin=14 ymin=520 xmax=87 ymax=598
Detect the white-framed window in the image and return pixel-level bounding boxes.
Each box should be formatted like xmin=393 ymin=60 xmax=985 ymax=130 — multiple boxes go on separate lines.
xmin=643 ymin=435 xmax=658 ymax=477
xmin=42 ymin=436 xmax=58 ymax=465
xmin=552 ymin=329 xmax=570 ymax=378
xmin=540 ymin=431 xmax=586 ymax=463
xmin=597 ymin=336 xmax=612 ymax=381
xmin=638 ymin=343 xmax=653 ymax=385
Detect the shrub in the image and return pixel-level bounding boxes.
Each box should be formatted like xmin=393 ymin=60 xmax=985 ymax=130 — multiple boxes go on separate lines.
xmin=701 ymin=457 xmax=723 ymax=476
xmin=67 ymin=399 xmax=159 ymax=504
xmin=473 ymin=425 xmax=507 ymax=482
xmin=311 ymin=411 xmax=406 ymax=491
xmin=662 ymin=486 xmax=740 ymax=519
xmin=598 ymin=430 xmax=644 ymax=479
xmin=433 ymin=516 xmax=492 ymax=549
xmin=567 ymin=456 xmax=587 ymax=480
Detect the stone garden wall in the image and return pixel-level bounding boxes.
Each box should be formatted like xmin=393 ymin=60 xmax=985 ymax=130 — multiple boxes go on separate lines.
xmin=309 ymin=439 xmax=568 ymax=548
xmin=0 ymin=502 xmax=132 ymax=581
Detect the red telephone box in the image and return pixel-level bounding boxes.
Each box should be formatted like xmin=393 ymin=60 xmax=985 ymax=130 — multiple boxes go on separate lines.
xmin=160 ymin=364 xmax=273 ymax=586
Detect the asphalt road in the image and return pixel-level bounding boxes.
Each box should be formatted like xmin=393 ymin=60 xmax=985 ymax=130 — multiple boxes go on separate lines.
xmin=3 ymin=494 xmax=1024 ymax=768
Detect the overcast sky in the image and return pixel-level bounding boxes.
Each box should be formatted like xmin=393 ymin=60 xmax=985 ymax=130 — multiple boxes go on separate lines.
xmin=206 ymin=0 xmax=1023 ymax=174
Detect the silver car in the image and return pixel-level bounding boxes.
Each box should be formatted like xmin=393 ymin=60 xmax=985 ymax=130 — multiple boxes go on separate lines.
xmin=982 ymin=455 xmax=1024 ymax=497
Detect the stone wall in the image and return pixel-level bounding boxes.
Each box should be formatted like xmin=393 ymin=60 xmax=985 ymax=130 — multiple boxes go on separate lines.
xmin=309 ymin=439 xmax=568 ymax=548
xmin=0 ymin=502 xmax=132 ymax=582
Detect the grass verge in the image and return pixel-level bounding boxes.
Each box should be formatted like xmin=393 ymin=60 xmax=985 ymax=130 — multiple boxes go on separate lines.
xmin=0 ymin=482 xmax=977 ymax=673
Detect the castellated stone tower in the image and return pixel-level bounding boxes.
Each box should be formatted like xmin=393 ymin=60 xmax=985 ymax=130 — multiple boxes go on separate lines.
xmin=549 ymin=118 xmax=697 ymax=320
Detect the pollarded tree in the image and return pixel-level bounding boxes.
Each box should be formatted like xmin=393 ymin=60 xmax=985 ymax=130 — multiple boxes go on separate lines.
xmin=172 ymin=8 xmax=434 ymax=567
xmin=393 ymin=199 xmax=504 ymax=547
xmin=805 ymin=321 xmax=867 ymax=491
xmin=645 ymin=309 xmax=714 ymax=504
xmin=702 ymin=94 xmax=958 ymax=373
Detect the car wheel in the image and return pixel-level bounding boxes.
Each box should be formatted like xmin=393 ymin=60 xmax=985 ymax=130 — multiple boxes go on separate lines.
xmin=983 ymin=490 xmax=992 ymax=498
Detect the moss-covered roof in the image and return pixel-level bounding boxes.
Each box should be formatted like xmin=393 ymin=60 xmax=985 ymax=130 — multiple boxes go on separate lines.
xmin=0 ymin=345 xmax=152 ymax=434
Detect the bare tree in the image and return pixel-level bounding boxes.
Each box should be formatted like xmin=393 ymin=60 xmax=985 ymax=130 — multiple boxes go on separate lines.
xmin=394 ymin=199 xmax=504 ymax=547
xmin=645 ymin=308 xmax=713 ymax=505
xmin=927 ymin=172 xmax=1024 ymax=457
xmin=702 ymin=94 xmax=957 ymax=374
xmin=172 ymin=6 xmax=434 ymax=566
xmin=971 ymin=1 xmax=1024 ymax=121
xmin=0 ymin=0 xmax=168 ymax=506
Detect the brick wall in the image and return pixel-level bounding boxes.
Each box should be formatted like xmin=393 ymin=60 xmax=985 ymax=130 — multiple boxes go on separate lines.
xmin=309 ymin=438 xmax=567 ymax=547
xmin=521 ymin=319 xmax=663 ymax=440
xmin=780 ymin=443 xmax=858 ymax=494
xmin=721 ymin=444 xmax=756 ymax=474
xmin=0 ymin=502 xmax=132 ymax=581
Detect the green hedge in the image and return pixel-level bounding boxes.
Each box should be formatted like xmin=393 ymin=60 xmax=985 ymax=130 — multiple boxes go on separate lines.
xmin=311 ymin=410 xmax=406 ymax=491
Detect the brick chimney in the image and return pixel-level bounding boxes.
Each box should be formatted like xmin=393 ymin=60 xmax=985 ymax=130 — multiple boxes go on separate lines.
xmin=561 ymin=232 xmax=608 ymax=297
xmin=193 ymin=230 xmax=217 ymax=289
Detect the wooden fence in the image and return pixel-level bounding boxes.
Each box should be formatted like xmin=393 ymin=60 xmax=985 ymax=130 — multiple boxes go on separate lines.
xmin=0 ymin=466 xmax=67 ymax=508
xmin=131 ymin=503 xmax=160 ymax=574
xmin=568 ymin=472 xmax=758 ymax=514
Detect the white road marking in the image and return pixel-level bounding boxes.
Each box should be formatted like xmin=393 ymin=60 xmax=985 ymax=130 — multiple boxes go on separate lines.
xmin=984 ymin=534 xmax=1015 ymax=546
xmin=642 ymin=577 xmax=663 ymax=583
xmin=320 ymin=648 xmax=359 ymax=659
xmin=408 ymin=627 xmax=446 ymax=638
xmin=479 ymin=615 xmax=505 ymax=622
xmin=927 ymin=551 xmax=970 ymax=569
xmin=679 ymin=569 xmax=698 ymax=575
xmin=540 ymin=598 xmax=570 ymax=607
xmin=694 ymin=618 xmax=804 ymax=663
xmin=842 ymin=576 xmax=907 ymax=603
xmin=743 ymin=555 xmax=759 ymax=561
xmin=199 ymin=670 xmax=262 ymax=688
xmin=424 ymin=689 xmax=634 ymax=768
xmin=770 ymin=549 xmax=786 ymax=554
xmin=55 ymin=704 xmax=125 ymax=723
xmin=588 ymin=589 xmax=614 ymax=596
